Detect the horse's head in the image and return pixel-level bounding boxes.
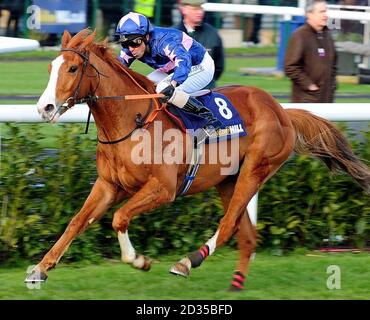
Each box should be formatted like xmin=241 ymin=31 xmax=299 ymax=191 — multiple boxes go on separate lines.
xmin=37 ymin=29 xmax=96 ymax=122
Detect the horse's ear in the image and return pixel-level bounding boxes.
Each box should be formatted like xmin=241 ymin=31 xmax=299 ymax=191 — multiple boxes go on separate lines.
xmin=61 ymin=30 xmax=72 ymax=48
xmin=79 ymin=30 xmax=96 ymax=51
xmin=102 ymin=37 xmax=109 ymax=48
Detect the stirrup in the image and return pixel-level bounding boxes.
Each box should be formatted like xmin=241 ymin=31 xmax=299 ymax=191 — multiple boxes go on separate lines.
xmin=183 ymin=98 xmax=222 ymax=130
xmin=203 ymin=125 xmax=219 ymax=139
xmin=193 ymin=126 xmax=217 ymax=147
xmin=182 ymin=97 xmax=210 ymax=116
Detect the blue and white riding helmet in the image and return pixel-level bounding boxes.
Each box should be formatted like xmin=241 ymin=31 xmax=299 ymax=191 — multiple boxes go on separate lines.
xmin=115 ymin=12 xmax=153 ymax=43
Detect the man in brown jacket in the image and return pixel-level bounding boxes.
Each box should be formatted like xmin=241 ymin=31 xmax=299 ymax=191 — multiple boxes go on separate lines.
xmin=284 ymin=0 xmax=337 ymax=103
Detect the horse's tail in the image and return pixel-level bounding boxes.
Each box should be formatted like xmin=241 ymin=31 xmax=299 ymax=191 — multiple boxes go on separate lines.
xmin=286 ymin=108 xmax=370 ymax=195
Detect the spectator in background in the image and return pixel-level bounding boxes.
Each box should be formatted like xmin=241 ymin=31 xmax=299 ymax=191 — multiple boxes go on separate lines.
xmin=284 ymin=0 xmax=337 ymax=103
xmin=248 ymin=0 xmax=269 ymax=44
xmin=174 ymin=0 xmax=224 ymax=89
xmin=0 ymin=0 xmax=24 ymax=37
xmin=134 ymin=0 xmax=155 ymax=22
xmin=159 ymin=0 xmax=177 ymax=27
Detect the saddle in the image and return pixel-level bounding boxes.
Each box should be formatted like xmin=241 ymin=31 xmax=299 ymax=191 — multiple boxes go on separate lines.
xmin=166 ymin=90 xmax=247 ymax=144
xmin=166 ymin=91 xmax=248 ymax=196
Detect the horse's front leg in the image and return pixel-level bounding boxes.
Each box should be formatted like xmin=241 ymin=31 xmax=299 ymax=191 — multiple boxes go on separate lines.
xmin=25 ymin=178 xmax=127 ymax=282
xmin=112 ymin=173 xmax=177 ymax=271
xmin=117 ymin=230 xmax=152 ymax=271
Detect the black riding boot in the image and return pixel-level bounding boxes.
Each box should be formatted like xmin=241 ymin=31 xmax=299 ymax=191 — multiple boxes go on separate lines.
xmin=182 ymin=97 xmax=223 ymax=137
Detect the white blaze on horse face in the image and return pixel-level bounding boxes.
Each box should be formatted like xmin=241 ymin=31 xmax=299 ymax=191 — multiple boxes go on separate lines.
xmin=118 ymin=231 xmax=136 ymax=263
xmin=37 ymin=55 xmax=65 ymax=115
xmin=205 ymin=230 xmax=219 ymax=255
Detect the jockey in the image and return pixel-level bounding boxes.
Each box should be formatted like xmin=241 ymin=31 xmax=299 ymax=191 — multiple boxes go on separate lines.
xmin=115 ymin=12 xmax=223 ymax=136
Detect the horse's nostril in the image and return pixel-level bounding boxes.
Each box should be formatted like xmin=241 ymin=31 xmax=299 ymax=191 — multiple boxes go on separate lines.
xmin=45 ymin=104 xmax=55 ymax=113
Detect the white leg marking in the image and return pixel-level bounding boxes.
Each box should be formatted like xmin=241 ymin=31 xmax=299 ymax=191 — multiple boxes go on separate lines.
xmin=205 ymin=230 xmax=220 ymax=255
xmin=118 ymin=231 xmax=136 ymax=263
xmin=37 ymin=55 xmax=64 ymax=113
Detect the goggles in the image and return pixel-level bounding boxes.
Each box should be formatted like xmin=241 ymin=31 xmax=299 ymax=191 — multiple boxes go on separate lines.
xmin=120 ymin=37 xmax=145 ymax=49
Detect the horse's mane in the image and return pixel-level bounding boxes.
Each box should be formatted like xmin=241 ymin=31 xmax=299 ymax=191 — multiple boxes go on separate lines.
xmin=91 ymin=43 xmax=156 ymax=93
xmin=67 ymin=29 xmax=156 ymax=93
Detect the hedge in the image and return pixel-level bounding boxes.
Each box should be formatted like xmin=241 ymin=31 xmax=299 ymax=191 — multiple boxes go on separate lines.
xmin=0 ymin=123 xmax=369 ymax=264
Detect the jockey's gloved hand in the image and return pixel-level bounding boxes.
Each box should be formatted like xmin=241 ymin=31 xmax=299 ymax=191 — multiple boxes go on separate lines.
xmin=159 ymin=84 xmax=175 ymax=103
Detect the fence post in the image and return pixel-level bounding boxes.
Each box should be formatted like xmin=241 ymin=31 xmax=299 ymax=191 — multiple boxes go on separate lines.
xmin=23 ymin=0 xmax=31 ymax=38
xmin=154 ymin=0 xmax=162 ymax=26
xmin=122 ymin=0 xmax=130 ymax=15
xmin=91 ymin=0 xmax=99 ymax=29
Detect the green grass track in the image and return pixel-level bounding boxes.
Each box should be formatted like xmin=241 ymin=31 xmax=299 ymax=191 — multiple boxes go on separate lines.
xmin=1 ymin=249 xmax=368 ymax=300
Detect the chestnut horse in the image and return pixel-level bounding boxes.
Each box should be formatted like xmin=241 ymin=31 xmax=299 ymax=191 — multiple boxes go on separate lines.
xmin=26 ymin=29 xmax=370 ymax=290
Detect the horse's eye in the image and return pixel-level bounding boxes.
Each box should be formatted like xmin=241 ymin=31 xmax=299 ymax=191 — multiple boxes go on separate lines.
xmin=68 ymin=66 xmax=78 ymax=73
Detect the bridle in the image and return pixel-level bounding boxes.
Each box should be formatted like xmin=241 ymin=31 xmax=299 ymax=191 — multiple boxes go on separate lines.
xmin=57 ymin=47 xmax=161 ymax=144
xmin=60 ymin=48 xmax=103 ymax=108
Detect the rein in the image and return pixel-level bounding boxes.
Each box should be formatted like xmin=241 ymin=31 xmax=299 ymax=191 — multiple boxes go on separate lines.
xmin=60 ymin=48 xmax=165 ymax=144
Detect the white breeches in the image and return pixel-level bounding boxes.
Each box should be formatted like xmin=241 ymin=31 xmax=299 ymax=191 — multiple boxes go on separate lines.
xmin=147 ymin=51 xmax=215 ymax=94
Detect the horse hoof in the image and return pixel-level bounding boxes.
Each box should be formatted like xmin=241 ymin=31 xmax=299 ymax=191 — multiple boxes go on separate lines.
xmin=228 ymin=285 xmax=243 ymax=292
xmin=24 ymin=268 xmax=48 ymax=283
xmin=132 ymin=255 xmax=152 ymax=271
xmin=169 ymin=258 xmax=191 ymax=277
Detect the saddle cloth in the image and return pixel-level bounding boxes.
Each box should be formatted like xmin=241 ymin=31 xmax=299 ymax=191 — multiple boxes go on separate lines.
xmin=167 ymin=91 xmax=247 ymax=143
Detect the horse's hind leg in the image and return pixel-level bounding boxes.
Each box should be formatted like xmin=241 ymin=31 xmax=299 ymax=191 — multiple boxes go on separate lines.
xmin=25 ymin=178 xmax=125 ymax=282
xmin=170 ymin=138 xmax=290 ymax=286
xmin=216 ymin=177 xmax=258 ymax=292
xmin=216 ymin=178 xmax=257 ymax=290
xmin=231 ymin=211 xmax=257 ymax=291
xmin=169 ymin=176 xmax=256 ymax=288
xmin=169 ymin=148 xmax=265 ymax=275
